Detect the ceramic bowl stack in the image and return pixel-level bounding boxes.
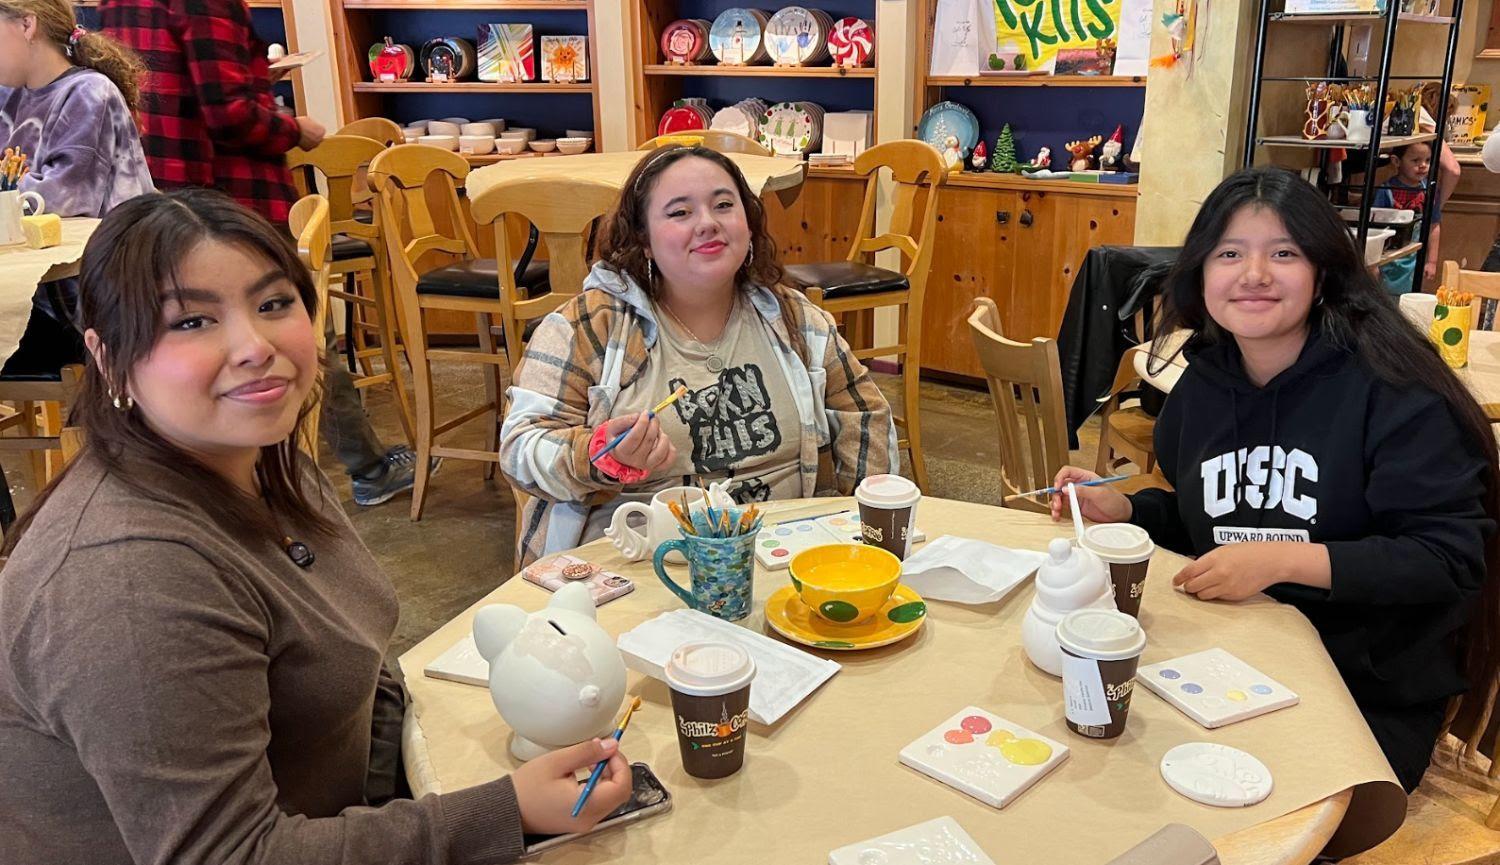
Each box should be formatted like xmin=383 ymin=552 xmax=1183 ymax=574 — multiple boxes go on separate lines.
xmin=658 ymin=98 xmax=714 ymax=136
xmin=427 ymin=119 xmax=463 ymax=137
xmin=529 ymin=139 xmax=558 ymax=153
xmin=758 ymin=100 xmax=823 ymax=156
xmin=710 ymin=98 xmax=770 ymax=139
xmin=708 ymin=9 xmax=771 ymax=65
xmin=419 ymin=134 xmax=460 ymax=151
xmin=764 ymin=7 xmax=834 ymax=66
xmin=660 ymin=19 xmax=713 ymax=64
xmin=496 ymin=137 xmax=528 ymax=154
xmin=827 ymin=17 xmax=874 ymax=67
xmin=420 ymin=37 xmax=477 ymax=81
xmin=557 ymin=137 xmax=592 ymax=155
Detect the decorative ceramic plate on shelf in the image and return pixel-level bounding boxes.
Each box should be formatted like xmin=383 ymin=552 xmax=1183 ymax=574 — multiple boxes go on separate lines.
xmin=828 ymin=17 xmax=874 ymax=67
xmin=368 ymin=38 xmax=416 ymax=81
xmin=758 ymin=100 xmax=823 ymax=155
xmin=708 ymin=8 xmax=770 ymax=65
xmin=764 ymin=584 xmax=927 ymax=651
xmin=660 ymin=18 xmax=712 ymax=63
xmin=420 ymin=37 xmax=476 ymax=81
xmin=917 ymin=101 xmax=980 ymax=153
xmin=764 ymin=6 xmax=831 ymax=66
xmin=658 ymin=99 xmax=712 ymax=136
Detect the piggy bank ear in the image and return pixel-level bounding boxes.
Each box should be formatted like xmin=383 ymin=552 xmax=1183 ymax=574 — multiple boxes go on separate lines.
xmin=473 ymin=604 xmax=527 ymax=660
xmin=549 ymin=581 xmax=597 ymax=620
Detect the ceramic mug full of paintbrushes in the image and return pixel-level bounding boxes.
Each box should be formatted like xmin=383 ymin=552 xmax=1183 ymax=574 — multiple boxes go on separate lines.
xmin=653 ymin=505 xmax=760 ymax=621
xmin=0 ymin=189 xmax=43 ymax=247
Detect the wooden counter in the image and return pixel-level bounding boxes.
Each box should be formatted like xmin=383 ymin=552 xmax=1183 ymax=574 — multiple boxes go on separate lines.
xmin=1442 ymin=157 xmax=1500 ymax=277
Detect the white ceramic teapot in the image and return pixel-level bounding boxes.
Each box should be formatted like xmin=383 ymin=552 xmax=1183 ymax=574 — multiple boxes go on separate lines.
xmin=472 ymin=581 xmax=628 ymax=761
xmin=1021 ymin=537 xmax=1116 ymax=677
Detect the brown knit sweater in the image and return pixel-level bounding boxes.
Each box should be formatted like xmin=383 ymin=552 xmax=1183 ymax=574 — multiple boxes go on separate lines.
xmin=0 ymin=455 xmax=525 ymax=864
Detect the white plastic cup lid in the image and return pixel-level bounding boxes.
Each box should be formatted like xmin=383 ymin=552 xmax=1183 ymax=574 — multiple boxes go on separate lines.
xmin=1056 ymin=609 xmax=1146 ymax=661
xmin=664 ymin=641 xmax=756 ymax=697
xmin=855 ymin=474 xmax=920 ymax=508
xmin=1083 ymin=523 xmax=1155 ymax=563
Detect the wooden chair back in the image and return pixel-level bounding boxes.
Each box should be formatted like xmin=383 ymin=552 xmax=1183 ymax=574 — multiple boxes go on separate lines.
xmin=287 ymin=193 xmax=331 ymax=458
xmin=338 ymin=116 xmax=403 ymax=147
xmin=470 ymin=176 xmax=618 ymax=367
xmin=637 ymin=130 xmax=771 ymax=156
xmin=966 ymin=298 xmax=1069 ymax=513
xmin=847 ymin=140 xmax=946 ymax=285
xmin=286 ymin=135 xmax=387 ymax=242
xmin=1442 ymin=260 xmax=1500 ymax=331
xmin=367 ymin=145 xmax=479 ymax=296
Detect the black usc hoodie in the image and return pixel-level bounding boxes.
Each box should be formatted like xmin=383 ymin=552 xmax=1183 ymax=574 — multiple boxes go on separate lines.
xmin=1129 ymin=329 xmax=1492 ymax=712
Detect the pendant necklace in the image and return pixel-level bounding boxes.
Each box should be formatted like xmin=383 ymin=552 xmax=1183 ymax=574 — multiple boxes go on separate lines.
xmin=661 ymin=301 xmax=729 ymax=374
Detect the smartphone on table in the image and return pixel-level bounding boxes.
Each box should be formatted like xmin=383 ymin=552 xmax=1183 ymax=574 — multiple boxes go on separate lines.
xmin=522 ymin=763 xmax=671 ymax=857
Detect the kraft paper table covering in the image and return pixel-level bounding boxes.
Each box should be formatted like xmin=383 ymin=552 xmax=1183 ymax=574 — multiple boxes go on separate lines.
xmin=1461 ymin=329 xmax=1500 ymax=421
xmin=464 ymin=152 xmax=806 ymax=201
xmin=0 ymin=217 xmax=98 ymax=366
xmin=399 ymin=498 xmax=1404 ymax=864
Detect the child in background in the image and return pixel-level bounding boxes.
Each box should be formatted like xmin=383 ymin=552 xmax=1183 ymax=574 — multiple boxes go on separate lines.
xmin=1375 ymin=141 xmax=1441 ymax=295
xmin=0 ymin=0 xmax=153 ymax=377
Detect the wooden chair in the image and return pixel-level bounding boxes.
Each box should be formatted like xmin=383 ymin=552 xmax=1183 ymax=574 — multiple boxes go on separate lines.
xmin=1442 ymin=260 xmax=1500 ymax=330
xmin=1095 ymin=347 xmax=1159 ymax=477
xmin=784 ymin=140 xmax=946 ymax=491
xmin=966 ymin=298 xmax=1068 ymax=514
xmin=369 ymin=144 xmax=548 ymax=520
xmin=1342 ymin=737 xmax=1500 ymax=865
xmin=0 ymin=364 xmax=85 ymax=491
xmin=469 ymin=176 xmax=618 ymax=369
xmin=287 ymin=135 xmax=415 ymax=447
xmin=288 ymin=193 xmax=332 ymax=458
xmin=636 ymin=129 xmax=771 ymax=155
xmin=338 ymin=116 xmax=403 ymax=147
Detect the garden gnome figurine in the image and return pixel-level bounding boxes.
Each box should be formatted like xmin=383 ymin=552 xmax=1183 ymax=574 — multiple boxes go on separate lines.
xmin=941 ymin=134 xmax=963 ymax=173
xmin=1100 ymin=125 xmax=1124 ymax=171
xmin=970 ymin=139 xmax=988 ymax=171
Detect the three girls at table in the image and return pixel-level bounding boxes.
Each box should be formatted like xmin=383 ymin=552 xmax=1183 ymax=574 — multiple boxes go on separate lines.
xmin=500 ymin=145 xmax=896 ymax=567
xmin=1055 ymin=166 xmax=1499 ymax=793
xmin=0 ymin=190 xmax=632 ymax=863
xmin=0 ymin=0 xmax=153 ymax=376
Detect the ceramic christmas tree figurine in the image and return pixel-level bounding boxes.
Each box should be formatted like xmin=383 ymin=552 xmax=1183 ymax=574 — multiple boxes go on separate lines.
xmin=1065 ymin=135 xmax=1102 ymax=171
xmin=1100 ymin=125 xmax=1125 ymax=171
xmin=969 ymin=140 xmax=988 ymax=172
xmin=990 ymin=124 xmax=1018 ymax=173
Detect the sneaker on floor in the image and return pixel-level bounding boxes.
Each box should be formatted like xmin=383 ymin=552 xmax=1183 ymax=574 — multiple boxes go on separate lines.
xmin=351 ymin=446 xmax=437 ymax=507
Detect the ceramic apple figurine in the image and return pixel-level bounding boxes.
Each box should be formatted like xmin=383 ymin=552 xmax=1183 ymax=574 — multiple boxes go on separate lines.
xmin=473 ymin=581 xmax=628 ymax=761
xmin=1021 ymin=538 xmax=1117 ymax=676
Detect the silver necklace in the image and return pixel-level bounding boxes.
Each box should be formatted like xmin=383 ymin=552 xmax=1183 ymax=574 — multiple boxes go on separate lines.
xmin=660 ymin=301 xmax=728 ymax=373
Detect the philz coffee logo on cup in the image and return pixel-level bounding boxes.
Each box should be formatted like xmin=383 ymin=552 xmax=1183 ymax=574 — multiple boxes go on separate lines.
xmin=678 ymin=704 xmax=750 ymax=740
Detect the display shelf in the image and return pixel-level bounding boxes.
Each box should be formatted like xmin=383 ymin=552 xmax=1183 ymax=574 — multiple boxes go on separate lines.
xmin=940 ymin=171 xmax=1140 ymax=197
xmin=1374 ymin=242 xmax=1423 ymax=267
xmin=342 ymin=0 xmax=586 ymax=7
xmin=642 ymin=63 xmax=875 ymax=78
xmin=927 ymin=74 xmax=1145 ymax=88
xmin=1269 ymin=11 xmax=1455 ymax=24
xmin=1258 ymin=132 xmax=1437 ymax=150
xmin=462 ymin=150 xmax=579 ymax=164
xmin=353 ymin=81 xmax=594 ymax=93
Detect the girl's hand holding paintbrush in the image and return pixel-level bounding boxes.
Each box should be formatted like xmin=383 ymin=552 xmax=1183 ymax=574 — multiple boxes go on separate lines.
xmin=512 ymin=736 xmax=632 ymax=834
xmin=596 ymin=412 xmax=677 ymax=474
xmin=1047 ymin=466 xmax=1133 ymax=524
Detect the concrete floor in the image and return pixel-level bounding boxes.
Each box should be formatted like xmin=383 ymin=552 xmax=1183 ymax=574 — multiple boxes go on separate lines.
xmin=1 ymin=357 xmax=1104 ymax=658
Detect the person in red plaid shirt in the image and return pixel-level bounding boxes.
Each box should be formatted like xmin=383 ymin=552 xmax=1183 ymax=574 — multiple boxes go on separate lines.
xmin=99 ymin=0 xmax=323 ymax=223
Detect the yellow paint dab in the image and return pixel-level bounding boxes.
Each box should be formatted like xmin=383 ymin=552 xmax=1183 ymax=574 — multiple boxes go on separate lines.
xmin=986 ymin=729 xmax=1017 ymax=748
xmin=1226 ymin=689 xmax=1248 ymax=702
xmin=999 ymin=737 xmax=1053 ymax=766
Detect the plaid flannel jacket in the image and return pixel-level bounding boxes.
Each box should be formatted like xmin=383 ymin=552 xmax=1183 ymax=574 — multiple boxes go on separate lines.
xmin=500 ymin=264 xmax=897 ymax=567
xmin=101 ymin=0 xmax=300 ymax=223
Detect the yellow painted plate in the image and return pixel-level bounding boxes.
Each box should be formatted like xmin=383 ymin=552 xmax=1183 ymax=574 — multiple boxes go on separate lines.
xmin=764 ymin=584 xmax=926 ymax=651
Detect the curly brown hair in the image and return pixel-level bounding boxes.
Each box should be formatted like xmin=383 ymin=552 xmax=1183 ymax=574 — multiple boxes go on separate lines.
xmin=597 ymin=145 xmax=809 ymax=359
xmin=0 ymin=0 xmax=145 ymax=113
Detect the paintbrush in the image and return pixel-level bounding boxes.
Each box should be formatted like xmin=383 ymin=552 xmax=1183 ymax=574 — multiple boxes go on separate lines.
xmin=590 ymin=385 xmax=688 ymax=465
xmin=1003 ymin=474 xmax=1129 ymax=503
xmin=571 ymin=696 xmax=642 ymax=818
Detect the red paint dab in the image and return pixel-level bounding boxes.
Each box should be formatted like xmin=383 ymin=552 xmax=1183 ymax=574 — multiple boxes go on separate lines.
xmin=773 ymin=549 xmax=789 ymax=557
xmin=960 ymin=715 xmax=992 ymax=735
xmin=944 ymin=729 xmax=974 ymax=745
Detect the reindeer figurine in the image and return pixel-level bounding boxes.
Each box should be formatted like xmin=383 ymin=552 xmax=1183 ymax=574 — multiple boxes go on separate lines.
xmin=1065 ymin=135 xmax=1103 ymax=172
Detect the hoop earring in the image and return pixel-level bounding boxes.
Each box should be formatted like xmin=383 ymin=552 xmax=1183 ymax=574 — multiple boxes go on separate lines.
xmin=742 ymin=240 xmax=754 ymax=270
xmin=110 ymin=388 xmax=134 ymax=410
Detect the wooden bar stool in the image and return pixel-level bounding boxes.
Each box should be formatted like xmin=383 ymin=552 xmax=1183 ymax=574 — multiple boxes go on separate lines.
xmin=337 ymin=117 xmax=403 ymax=147
xmin=784 ymin=140 xmax=946 ymax=491
xmin=288 ymin=193 xmax=332 ymax=458
xmin=369 ymin=144 xmax=549 ymax=520
xmin=287 ymin=135 xmax=415 ymax=447
xmin=637 ymin=130 xmax=771 ymax=156
xmin=0 ymin=364 xmax=85 ymax=494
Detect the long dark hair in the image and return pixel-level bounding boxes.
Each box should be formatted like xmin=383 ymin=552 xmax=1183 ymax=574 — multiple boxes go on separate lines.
xmin=598 ymin=145 xmax=808 ymax=359
xmin=2 ymin=190 xmax=333 ymax=557
xmin=1154 ymin=166 xmax=1500 ymax=743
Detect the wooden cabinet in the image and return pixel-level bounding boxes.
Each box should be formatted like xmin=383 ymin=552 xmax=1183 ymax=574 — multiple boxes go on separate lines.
xmin=1438 ymin=159 xmax=1500 ymax=280
xmin=920 ymin=177 xmax=1137 ymax=379
xmin=762 ymin=170 xmax=868 ymax=265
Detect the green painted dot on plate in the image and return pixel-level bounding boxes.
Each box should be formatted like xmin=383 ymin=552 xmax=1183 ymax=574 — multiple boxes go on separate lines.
xmin=789 ymin=576 xmax=802 ymax=592
xmin=820 ymin=600 xmax=860 ymax=622
xmin=888 ymin=601 xmax=927 ymax=623
xmin=814 ymin=640 xmax=856 ymax=648
xmin=1443 ymin=327 xmax=1464 ymax=346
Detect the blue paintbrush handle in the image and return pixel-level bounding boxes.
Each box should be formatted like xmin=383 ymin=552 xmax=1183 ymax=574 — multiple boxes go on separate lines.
xmin=589 ymin=412 xmax=654 ymax=464
xmin=570 ymin=729 xmax=624 ymax=818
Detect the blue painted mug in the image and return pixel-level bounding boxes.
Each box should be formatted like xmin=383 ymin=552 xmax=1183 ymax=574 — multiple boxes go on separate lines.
xmin=654 ymin=530 xmax=756 ymax=621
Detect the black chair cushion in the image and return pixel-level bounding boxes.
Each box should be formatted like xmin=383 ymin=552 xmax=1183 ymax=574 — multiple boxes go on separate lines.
xmin=331 ymin=235 xmax=374 ymax=261
xmin=0 ymin=371 xmax=63 ymax=383
xmin=784 ymin=262 xmax=908 ymax=299
xmin=416 ymin=259 xmax=551 ymax=299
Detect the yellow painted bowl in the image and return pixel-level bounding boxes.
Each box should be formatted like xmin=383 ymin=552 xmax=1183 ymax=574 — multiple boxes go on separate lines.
xmin=788 ymin=543 xmax=902 ymax=625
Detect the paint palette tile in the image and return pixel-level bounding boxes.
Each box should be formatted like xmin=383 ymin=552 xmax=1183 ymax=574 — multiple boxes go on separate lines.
xmin=755 ymin=510 xmax=926 ymax=570
xmin=827 ymin=816 xmax=996 ymax=865
xmin=898 ymin=706 xmax=1068 ymax=809
xmin=1136 ymin=648 xmax=1299 ymax=729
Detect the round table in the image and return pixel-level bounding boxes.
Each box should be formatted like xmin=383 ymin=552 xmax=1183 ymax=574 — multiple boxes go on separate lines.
xmin=399 ymin=498 xmax=1404 ymax=864
xmin=0 ymin=216 xmax=98 ymax=366
xmin=464 ymin=151 xmax=806 ymax=202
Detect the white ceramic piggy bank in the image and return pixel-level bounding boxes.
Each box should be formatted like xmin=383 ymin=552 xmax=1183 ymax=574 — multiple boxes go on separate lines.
xmin=473 ymin=581 xmax=628 ymax=761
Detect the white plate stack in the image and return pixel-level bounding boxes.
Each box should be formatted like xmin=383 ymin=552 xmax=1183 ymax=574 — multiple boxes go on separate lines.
xmin=709 ymin=8 xmax=771 ymax=65
xmin=764 ymin=7 xmax=834 ymax=66
xmin=710 ymin=98 xmax=770 ymax=139
xmin=758 ymin=100 xmax=824 ymax=156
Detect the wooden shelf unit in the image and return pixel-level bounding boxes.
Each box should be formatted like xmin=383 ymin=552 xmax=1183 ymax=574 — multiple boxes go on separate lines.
xmin=329 ymin=0 xmax=603 ymax=145
xmin=642 ymin=63 xmax=876 ymax=78
xmin=1258 ymin=132 xmax=1437 ymax=150
xmin=927 ymin=74 xmax=1144 ymax=88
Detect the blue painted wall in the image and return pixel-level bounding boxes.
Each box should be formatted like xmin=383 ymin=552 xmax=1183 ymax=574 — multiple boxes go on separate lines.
xmin=942 ymin=84 xmax=1144 ymax=169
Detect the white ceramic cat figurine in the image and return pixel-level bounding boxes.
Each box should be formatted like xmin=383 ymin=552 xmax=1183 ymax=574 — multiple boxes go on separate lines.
xmin=1021 ymin=537 xmax=1116 ymax=676
xmin=473 ymin=581 xmax=628 ymax=761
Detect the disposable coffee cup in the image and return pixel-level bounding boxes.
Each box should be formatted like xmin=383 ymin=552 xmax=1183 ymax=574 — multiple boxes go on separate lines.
xmin=854 ymin=474 xmax=921 ymax=561
xmin=1057 ymin=609 xmax=1146 ymax=739
xmin=1082 ymin=523 xmax=1155 ymax=619
xmin=664 ymin=641 xmax=755 ymax=779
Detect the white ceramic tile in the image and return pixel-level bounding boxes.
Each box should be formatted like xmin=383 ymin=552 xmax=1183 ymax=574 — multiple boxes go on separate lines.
xmin=898 ymin=706 xmax=1069 ymax=809
xmin=828 ymin=816 xmax=996 ymax=865
xmin=1136 ymin=648 xmax=1299 ymax=729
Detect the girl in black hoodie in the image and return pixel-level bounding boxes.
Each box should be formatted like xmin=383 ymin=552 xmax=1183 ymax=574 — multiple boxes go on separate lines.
xmin=1052 ymin=167 xmax=1500 ymax=793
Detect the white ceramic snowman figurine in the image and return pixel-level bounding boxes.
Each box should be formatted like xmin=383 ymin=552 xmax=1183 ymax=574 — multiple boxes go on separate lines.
xmin=1021 ymin=537 xmax=1117 ymax=676
xmin=473 ymin=581 xmax=628 ymax=761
